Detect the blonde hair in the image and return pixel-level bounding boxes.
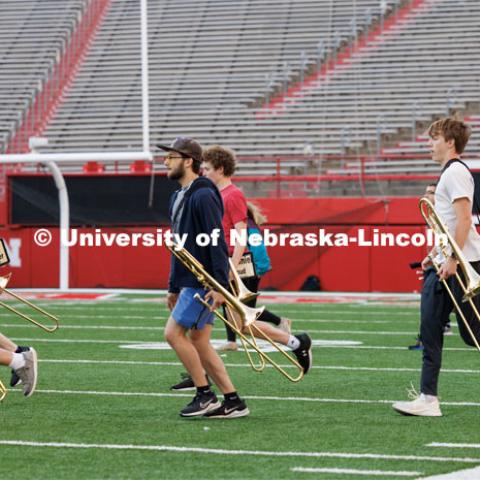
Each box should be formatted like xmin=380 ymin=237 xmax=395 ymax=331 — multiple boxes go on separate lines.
xmin=247 ymin=201 xmax=267 ymax=226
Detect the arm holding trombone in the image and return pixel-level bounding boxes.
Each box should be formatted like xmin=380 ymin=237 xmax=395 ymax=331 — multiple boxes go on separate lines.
xmin=420 ymin=197 xmax=480 ymax=351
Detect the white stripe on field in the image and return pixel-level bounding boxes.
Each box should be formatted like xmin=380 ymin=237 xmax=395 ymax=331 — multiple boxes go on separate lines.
xmin=0 ymin=314 xmax=402 ymax=324
xmin=0 ymin=440 xmax=476 ymax=464
xmin=3 ymin=324 xmax=421 ymax=335
xmin=10 ymin=337 xmax=473 ymax=351
xmin=0 ymin=306 xmax=417 ymax=316
xmin=3 ymin=323 xmax=163 ymax=331
xmin=414 ymin=466 xmax=480 ymax=479
xmin=291 ymin=467 xmax=421 ymax=476
xmin=0 ymin=321 xmax=398 ymax=331
xmin=38 ymin=358 xmax=480 ymax=375
xmin=0 ymin=314 xmax=150 ymax=320
xmin=428 ymin=443 xmax=480 ymax=449
xmin=13 ymin=388 xmax=480 ymax=408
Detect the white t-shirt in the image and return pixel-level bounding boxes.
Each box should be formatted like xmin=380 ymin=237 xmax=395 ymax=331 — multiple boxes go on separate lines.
xmin=435 ymin=161 xmax=480 ymax=262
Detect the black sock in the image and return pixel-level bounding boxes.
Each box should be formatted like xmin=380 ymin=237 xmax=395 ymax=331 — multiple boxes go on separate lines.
xmin=197 ymin=385 xmax=211 ymax=395
xmin=224 ymin=391 xmax=240 ymax=404
xmin=15 ymin=346 xmax=29 ymax=354
xmin=257 ymin=309 xmax=281 ymax=326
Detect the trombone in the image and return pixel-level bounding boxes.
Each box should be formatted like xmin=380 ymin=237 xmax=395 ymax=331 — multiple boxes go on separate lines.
xmin=166 ymin=243 xmax=305 ymax=382
xmin=0 ymin=273 xmax=59 ymax=333
xmin=419 ymin=197 xmax=480 ymax=351
xmin=0 ymin=378 xmax=6 ymax=402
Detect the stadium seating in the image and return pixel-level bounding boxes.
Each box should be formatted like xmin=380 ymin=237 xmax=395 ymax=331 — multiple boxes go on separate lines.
xmin=2 ymin=0 xmax=480 ymax=190
xmin=0 ymin=0 xmax=91 ymax=152
xmin=40 ymin=0 xmax=400 ymax=158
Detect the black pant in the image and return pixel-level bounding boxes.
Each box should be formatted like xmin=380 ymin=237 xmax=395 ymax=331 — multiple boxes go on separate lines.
xmin=420 ymin=263 xmax=480 ymax=395
xmin=224 ymin=276 xmax=281 ymax=342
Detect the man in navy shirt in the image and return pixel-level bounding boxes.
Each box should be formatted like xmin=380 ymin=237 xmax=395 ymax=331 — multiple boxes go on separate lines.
xmin=159 ymin=137 xmax=249 ymax=419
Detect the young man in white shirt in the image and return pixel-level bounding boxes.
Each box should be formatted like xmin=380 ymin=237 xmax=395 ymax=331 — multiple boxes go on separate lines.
xmin=393 ymin=118 xmax=480 ymax=417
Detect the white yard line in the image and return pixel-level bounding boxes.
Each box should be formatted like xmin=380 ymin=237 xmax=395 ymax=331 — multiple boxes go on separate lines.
xmin=11 ymin=337 xmax=473 ymax=351
xmin=0 ymin=440 xmax=476 ymax=464
xmin=38 ymin=358 xmax=480 ymax=375
xmin=0 ymin=313 xmax=413 ymax=323
xmin=414 ymin=466 xmax=480 ymax=479
xmin=11 ymin=388 xmax=480 ymax=408
xmin=428 ymin=444 xmax=480 ymax=449
xmin=291 ymin=467 xmax=422 ymax=476
xmin=3 ymin=324 xmax=421 ymax=335
xmin=2 ymin=324 xmax=164 ymax=331
xmin=0 ymin=306 xmax=417 ymax=316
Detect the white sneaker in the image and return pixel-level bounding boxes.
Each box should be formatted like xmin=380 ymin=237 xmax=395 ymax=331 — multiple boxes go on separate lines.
xmin=14 ymin=348 xmax=38 ymax=398
xmin=279 ymin=317 xmax=292 ymax=334
xmin=392 ymin=393 xmax=442 ymax=417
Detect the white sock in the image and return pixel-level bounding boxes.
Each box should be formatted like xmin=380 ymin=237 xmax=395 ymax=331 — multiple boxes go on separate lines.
xmin=8 ymin=353 xmax=25 ymax=370
xmin=423 ymin=394 xmax=438 ymax=403
xmin=287 ymin=335 xmax=300 ymax=350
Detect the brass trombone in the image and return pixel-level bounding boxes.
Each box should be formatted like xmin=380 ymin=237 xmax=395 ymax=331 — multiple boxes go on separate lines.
xmin=229 ymin=258 xmax=258 ymax=305
xmin=419 ymin=197 xmax=480 ymax=351
xmin=0 ymin=273 xmax=59 ymax=333
xmin=0 ymin=378 xmax=7 ymax=402
xmin=166 ymin=243 xmax=305 ymax=382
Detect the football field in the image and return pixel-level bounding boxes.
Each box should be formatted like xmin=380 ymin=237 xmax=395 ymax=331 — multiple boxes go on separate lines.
xmin=1 ymin=294 xmax=480 ymax=479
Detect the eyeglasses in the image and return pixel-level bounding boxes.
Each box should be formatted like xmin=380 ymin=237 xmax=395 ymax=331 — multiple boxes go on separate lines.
xmin=165 ymin=154 xmax=186 ymax=161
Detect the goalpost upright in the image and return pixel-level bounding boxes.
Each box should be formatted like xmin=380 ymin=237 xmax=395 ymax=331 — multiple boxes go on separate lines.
xmin=0 ymin=0 xmax=152 ymax=290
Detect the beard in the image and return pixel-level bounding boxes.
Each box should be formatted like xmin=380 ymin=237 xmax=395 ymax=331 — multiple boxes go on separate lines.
xmin=168 ymin=162 xmax=185 ymax=181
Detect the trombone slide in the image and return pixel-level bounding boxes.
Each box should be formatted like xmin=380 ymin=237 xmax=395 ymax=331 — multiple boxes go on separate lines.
xmin=0 ymin=273 xmax=59 ymax=333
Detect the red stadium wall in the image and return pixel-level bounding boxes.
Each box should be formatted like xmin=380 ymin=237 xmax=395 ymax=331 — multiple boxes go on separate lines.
xmin=0 ymin=197 xmax=431 ymax=292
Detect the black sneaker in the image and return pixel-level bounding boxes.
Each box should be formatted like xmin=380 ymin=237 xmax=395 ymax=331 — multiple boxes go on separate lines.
xmin=10 ymin=346 xmax=30 ymax=387
xmin=10 ymin=370 xmax=20 ymax=388
xmin=179 ymin=391 xmax=220 ymax=417
xmin=293 ymin=333 xmax=312 ymax=374
xmin=203 ymin=400 xmax=250 ymax=419
xmin=408 ymin=335 xmax=423 ymax=350
xmin=170 ymin=372 xmax=212 ymax=391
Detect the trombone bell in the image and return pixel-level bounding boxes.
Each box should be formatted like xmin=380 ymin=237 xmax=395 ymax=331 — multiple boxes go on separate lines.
xmin=0 ymin=273 xmax=59 ymax=333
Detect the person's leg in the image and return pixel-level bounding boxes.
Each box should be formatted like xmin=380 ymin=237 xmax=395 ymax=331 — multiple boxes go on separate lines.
xmin=164 ymin=289 xmax=222 ymax=417
xmin=420 ymin=269 xmax=452 ymax=396
xmin=216 ymin=277 xmax=258 ymax=350
xmin=0 ymin=333 xmax=17 ymax=352
xmin=0 ymin=348 xmax=13 ymax=366
xmin=0 ymin=345 xmax=38 ymax=397
xmin=190 ymin=323 xmax=249 ymax=419
xmin=240 ymin=319 xmax=312 ymax=374
xmin=164 ymin=316 xmax=209 ymax=386
xmin=217 ymin=305 xmax=239 ymax=350
xmin=243 ymin=277 xmax=291 ymax=331
xmin=190 ymin=325 xmax=236 ymax=394
xmin=393 ymin=268 xmax=448 ymax=417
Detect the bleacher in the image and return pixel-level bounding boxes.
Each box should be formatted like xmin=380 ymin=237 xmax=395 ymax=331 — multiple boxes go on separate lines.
xmin=1 ymin=0 xmax=480 ymax=195
xmin=40 ymin=0 xmax=399 ymax=158
xmin=0 ymin=0 xmax=90 ymax=153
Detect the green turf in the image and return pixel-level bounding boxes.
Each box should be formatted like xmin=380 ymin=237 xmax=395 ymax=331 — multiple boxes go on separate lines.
xmin=0 ymin=297 xmax=479 ymax=479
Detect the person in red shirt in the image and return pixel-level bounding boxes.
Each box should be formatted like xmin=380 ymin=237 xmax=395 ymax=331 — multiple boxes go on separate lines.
xmin=202 ymin=145 xmax=312 ymax=369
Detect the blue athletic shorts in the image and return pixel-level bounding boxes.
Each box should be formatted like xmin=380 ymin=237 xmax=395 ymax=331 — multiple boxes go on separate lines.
xmin=171 ymin=288 xmax=214 ymax=330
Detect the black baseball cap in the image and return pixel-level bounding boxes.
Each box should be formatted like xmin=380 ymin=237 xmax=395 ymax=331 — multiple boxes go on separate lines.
xmin=157 ymin=137 xmax=203 ymax=163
